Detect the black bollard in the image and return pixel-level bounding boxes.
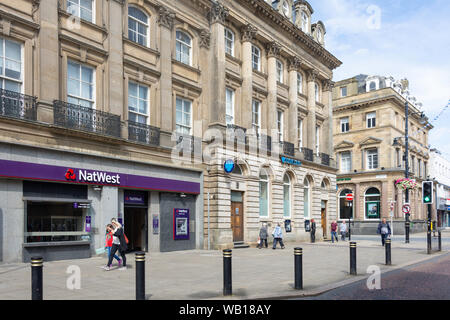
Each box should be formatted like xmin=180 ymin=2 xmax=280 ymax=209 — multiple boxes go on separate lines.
xmin=135 ymin=252 xmax=146 ymax=300
xmin=350 ymin=242 xmax=357 ymax=275
xmin=31 ymin=256 xmax=43 ymax=300
xmin=438 ymin=230 xmax=442 ymax=252
xmin=405 ymin=221 xmax=410 ymax=244
xmin=223 ymin=249 xmax=232 ymax=296
xmin=294 ymin=248 xmax=303 ymax=290
xmin=385 ymin=239 xmax=392 ymax=265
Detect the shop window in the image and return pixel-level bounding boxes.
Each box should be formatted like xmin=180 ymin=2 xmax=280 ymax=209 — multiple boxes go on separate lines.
xmin=283 ymin=174 xmax=291 ymax=218
xmin=259 ymin=168 xmax=269 ymax=217
xmin=303 ymin=176 xmax=312 ymax=218
xmin=339 ymin=189 xmax=353 ymax=220
xmin=365 ymin=187 xmax=381 ymax=220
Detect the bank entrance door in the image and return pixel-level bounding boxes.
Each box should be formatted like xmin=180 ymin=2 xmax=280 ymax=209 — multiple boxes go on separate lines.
xmin=321 ymin=201 xmax=327 ymax=239
xmin=231 ymin=191 xmax=244 ymax=242
xmin=124 ymin=191 xmax=148 ymax=252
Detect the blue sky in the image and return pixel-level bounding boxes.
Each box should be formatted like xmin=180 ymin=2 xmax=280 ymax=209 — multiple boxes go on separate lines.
xmin=311 ymin=0 xmax=450 ymax=154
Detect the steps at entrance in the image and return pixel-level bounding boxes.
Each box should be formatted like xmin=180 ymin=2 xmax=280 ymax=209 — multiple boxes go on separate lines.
xmin=233 ymin=241 xmax=250 ymax=249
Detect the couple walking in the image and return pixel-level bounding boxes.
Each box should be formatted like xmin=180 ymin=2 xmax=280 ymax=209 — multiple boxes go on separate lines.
xmin=104 ymin=218 xmax=127 ymax=271
xmin=257 ymin=223 xmax=285 ymax=250
xmin=330 ymin=220 xmax=349 ymax=242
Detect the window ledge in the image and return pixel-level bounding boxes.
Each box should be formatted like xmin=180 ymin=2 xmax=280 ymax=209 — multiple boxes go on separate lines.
xmin=172 ymin=59 xmax=201 ymax=74
xmin=123 ymin=38 xmax=160 ymax=56
xmin=23 ymin=240 xmax=90 ymax=248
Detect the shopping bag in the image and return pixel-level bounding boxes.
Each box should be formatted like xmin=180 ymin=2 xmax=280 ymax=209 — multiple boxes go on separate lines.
xmin=257 ymin=237 xmax=261 ymax=244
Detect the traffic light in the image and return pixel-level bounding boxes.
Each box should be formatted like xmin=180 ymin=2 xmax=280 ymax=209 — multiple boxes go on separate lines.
xmin=422 ymin=181 xmax=433 ymax=204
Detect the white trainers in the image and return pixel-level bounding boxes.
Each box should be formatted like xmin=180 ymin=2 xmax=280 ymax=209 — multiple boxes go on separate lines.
xmin=103 ymin=266 xmax=111 ymax=271
xmin=118 ymin=266 xmax=127 ymax=271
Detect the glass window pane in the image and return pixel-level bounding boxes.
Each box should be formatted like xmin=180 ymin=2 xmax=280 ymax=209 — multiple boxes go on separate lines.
xmin=5 ymin=59 xmax=21 ymax=79
xmin=128 ymin=96 xmax=137 ymax=111
xmin=139 ymin=99 xmax=147 ymax=114
xmin=81 ymin=66 xmax=93 ymax=83
xmin=259 ymin=181 xmax=268 ymax=217
xmin=67 ymin=79 xmax=80 ymax=96
xmin=5 ymin=40 xmax=21 ymax=61
xmin=80 ymin=7 xmax=92 ymax=22
xmin=4 ymin=80 xmax=20 ymax=92
xmin=128 ymin=82 xmax=137 ymax=97
xmin=81 ymin=82 xmax=92 ymax=100
xmin=68 ymin=61 xmax=80 ymax=79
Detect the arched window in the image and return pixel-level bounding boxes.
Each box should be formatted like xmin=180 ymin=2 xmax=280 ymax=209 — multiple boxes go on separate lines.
xmin=339 ymin=189 xmax=353 ymax=220
xmin=303 ymin=176 xmax=312 ymax=218
xmin=301 ymin=11 xmax=309 ymax=33
xmin=176 ymin=30 xmax=192 ymax=66
xmin=259 ymin=168 xmax=269 ymax=217
xmin=224 ymin=28 xmax=235 ymax=56
xmin=283 ymin=174 xmax=291 ymax=218
xmin=252 ymin=45 xmax=261 ymax=71
xmin=365 ymin=187 xmax=381 ymax=219
xmin=128 ymin=6 xmax=149 ymax=47
xmin=369 ymin=81 xmax=377 ymax=91
xmin=231 ymin=164 xmax=242 ymax=175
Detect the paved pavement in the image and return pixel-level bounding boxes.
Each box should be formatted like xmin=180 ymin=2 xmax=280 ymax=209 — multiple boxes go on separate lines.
xmin=0 ymin=231 xmax=448 ymax=300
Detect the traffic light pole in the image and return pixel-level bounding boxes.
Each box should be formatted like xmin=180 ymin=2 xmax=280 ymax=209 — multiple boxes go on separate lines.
xmin=404 ymin=101 xmax=410 ymax=244
xmin=427 ymin=203 xmax=432 ymax=254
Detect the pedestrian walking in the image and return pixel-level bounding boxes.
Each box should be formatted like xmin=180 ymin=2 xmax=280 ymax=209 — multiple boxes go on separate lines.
xmin=340 ymin=221 xmax=347 ymax=241
xmin=105 ymin=219 xmax=127 ymax=271
xmin=377 ymin=218 xmax=392 ymax=246
xmin=272 ymin=223 xmax=285 ymax=250
xmin=105 ymin=224 xmax=121 ymax=267
xmin=310 ymin=219 xmax=316 ymax=243
xmin=331 ymin=220 xmax=339 ymax=243
xmin=257 ymin=223 xmax=268 ymax=249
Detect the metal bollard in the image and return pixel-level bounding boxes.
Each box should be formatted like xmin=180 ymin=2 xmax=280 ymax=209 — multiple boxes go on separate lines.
xmin=385 ymin=239 xmax=392 ymax=265
xmin=223 ymin=249 xmax=232 ymax=296
xmin=405 ymin=221 xmax=410 ymax=244
xmin=349 ymin=242 xmax=357 ymax=275
xmin=31 ymin=256 xmax=43 ymax=300
xmin=294 ymin=248 xmax=303 ymax=290
xmin=135 ymin=252 xmax=146 ymax=300
xmin=438 ymin=230 xmax=442 ymax=252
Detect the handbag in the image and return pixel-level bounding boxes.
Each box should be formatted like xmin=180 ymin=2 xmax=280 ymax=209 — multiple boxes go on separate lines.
xmin=257 ymin=237 xmax=261 ymax=244
xmin=124 ymin=234 xmax=129 ymax=244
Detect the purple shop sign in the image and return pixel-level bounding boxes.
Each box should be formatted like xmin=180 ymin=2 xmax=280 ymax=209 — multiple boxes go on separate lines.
xmin=173 ymin=208 xmax=189 ymax=240
xmin=0 ymin=159 xmax=200 ymax=194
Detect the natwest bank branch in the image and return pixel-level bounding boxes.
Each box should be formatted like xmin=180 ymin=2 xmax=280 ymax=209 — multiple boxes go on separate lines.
xmin=0 ymin=144 xmax=203 ymax=263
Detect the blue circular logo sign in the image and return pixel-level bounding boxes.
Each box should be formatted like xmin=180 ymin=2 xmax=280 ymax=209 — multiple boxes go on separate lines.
xmin=224 ymin=159 xmax=235 ymax=173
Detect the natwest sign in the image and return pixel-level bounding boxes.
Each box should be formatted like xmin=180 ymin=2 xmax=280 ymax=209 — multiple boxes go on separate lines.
xmin=66 ymin=168 xmax=121 ymax=185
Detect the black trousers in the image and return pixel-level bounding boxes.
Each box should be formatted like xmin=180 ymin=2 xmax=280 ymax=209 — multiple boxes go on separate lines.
xmin=107 ymin=244 xmax=126 ymax=267
xmin=258 ymin=238 xmax=268 ymax=248
xmin=310 ymin=230 xmax=316 ymax=243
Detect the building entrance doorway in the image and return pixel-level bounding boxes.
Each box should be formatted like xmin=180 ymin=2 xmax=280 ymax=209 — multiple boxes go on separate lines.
xmin=321 ymin=201 xmax=327 ymax=239
xmin=231 ymin=191 xmax=244 ymax=242
xmin=123 ymin=190 xmax=148 ymax=253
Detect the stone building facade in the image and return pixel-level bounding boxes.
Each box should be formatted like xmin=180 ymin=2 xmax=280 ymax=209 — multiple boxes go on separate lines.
xmin=0 ymin=0 xmax=341 ymax=262
xmin=333 ymin=75 xmax=434 ymax=234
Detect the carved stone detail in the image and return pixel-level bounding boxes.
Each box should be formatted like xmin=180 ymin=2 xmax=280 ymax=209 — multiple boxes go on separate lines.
xmin=158 ymin=6 xmax=175 ymax=30
xmin=266 ymin=41 xmax=281 ymax=58
xmin=288 ymin=56 xmax=302 ymax=71
xmin=199 ymin=29 xmax=211 ymax=49
xmin=208 ymin=1 xmax=229 ymax=25
xmin=307 ymin=69 xmax=318 ymax=82
xmin=241 ymin=24 xmax=258 ymax=42
xmin=322 ymin=79 xmax=334 ymax=92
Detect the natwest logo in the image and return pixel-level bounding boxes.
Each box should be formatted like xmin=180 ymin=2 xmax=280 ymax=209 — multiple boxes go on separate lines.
xmin=65 ymin=168 xmax=76 ymax=181
xmin=79 ymin=170 xmax=121 ymax=185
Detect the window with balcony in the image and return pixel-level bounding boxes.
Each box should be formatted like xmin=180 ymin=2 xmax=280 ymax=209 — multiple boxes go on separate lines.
xmin=277 ymin=110 xmax=284 ymax=142
xmin=67 ymin=0 xmax=94 ymax=23
xmin=224 ymin=28 xmax=234 ymax=56
xmin=176 ymin=97 xmax=192 ymax=135
xmin=252 ymin=45 xmax=261 ymax=71
xmin=298 ymin=118 xmax=303 ymax=148
xmin=67 ymin=60 xmax=95 ymax=108
xmin=225 ymin=87 xmax=234 ymax=125
xmin=0 ymin=38 xmax=22 ymax=92
xmin=176 ymin=31 xmax=192 ymax=66
xmin=128 ymin=6 xmax=149 ymax=47
xmin=128 ymin=82 xmax=149 ymax=124
xmin=315 ymin=125 xmax=320 ymax=156
xmin=341 ymin=117 xmax=349 ymax=133
xmin=252 ymin=100 xmax=261 ymax=136
xmin=367 ymin=112 xmax=376 ymax=128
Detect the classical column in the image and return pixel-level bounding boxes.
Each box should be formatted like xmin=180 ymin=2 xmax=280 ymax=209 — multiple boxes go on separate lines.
xmin=241 ymin=24 xmax=258 ymax=131
xmin=306 ymin=69 xmax=318 ymax=151
xmin=158 ymin=6 xmax=175 ymax=133
xmin=208 ymin=1 xmax=229 ymax=127
xmin=267 ymin=42 xmax=281 ymax=136
xmin=322 ymin=79 xmax=334 ymax=156
xmin=288 ymin=56 xmax=301 ymax=144
xmin=381 ymin=181 xmax=389 ymax=219
xmin=354 ymin=183 xmax=361 ymax=220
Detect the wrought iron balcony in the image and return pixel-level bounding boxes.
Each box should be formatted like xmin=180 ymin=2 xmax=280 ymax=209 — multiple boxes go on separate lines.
xmin=320 ymin=153 xmax=331 ymax=166
xmin=128 ymin=121 xmax=160 ymax=146
xmin=0 ymin=89 xmax=37 ymax=122
xmin=53 ymin=100 xmax=121 ymax=138
xmin=301 ymin=147 xmax=314 ymax=161
xmin=280 ymin=141 xmax=295 ymax=157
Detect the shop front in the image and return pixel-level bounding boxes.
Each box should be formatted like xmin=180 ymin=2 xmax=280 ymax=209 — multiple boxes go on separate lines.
xmin=0 ymin=147 xmax=202 ymax=263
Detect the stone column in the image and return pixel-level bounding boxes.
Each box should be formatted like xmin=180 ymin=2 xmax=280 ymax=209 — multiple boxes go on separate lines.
xmin=322 ymin=79 xmax=334 ymax=156
xmin=306 ymin=70 xmax=318 ymax=151
xmin=381 ymin=181 xmax=389 ymax=219
xmin=266 ymin=42 xmax=281 ymax=136
xmin=354 ymin=183 xmax=361 ymax=220
xmin=241 ymin=24 xmax=258 ymax=130
xmin=158 ymin=6 xmax=175 ymax=134
xmin=208 ymin=1 xmax=229 ymax=128
xmin=288 ymin=57 xmax=301 ymax=144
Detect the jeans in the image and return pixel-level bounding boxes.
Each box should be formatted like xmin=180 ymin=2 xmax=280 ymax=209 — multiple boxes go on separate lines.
xmin=258 ymin=238 xmax=268 ymax=248
xmin=310 ymin=231 xmax=316 ymax=243
xmin=341 ymin=231 xmax=346 ymax=241
xmin=107 ymin=244 xmax=126 ymax=267
xmin=106 ymin=246 xmax=121 ymax=262
xmin=273 ymin=238 xmax=285 ymax=249
xmin=381 ymin=233 xmax=389 ymax=246
xmin=331 ymin=231 xmax=338 ymax=243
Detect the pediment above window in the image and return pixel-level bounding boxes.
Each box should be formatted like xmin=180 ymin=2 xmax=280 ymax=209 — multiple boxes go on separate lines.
xmin=359 ymin=136 xmax=382 ymax=147
xmin=335 ymin=140 xmax=355 ymax=150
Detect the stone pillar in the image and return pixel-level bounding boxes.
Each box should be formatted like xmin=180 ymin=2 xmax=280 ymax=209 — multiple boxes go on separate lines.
xmin=306 ymin=70 xmax=318 ymax=151
xmin=381 ymin=181 xmax=389 ymax=219
xmin=288 ymin=57 xmax=301 ymax=143
xmin=208 ymin=1 xmax=229 ymax=127
xmin=241 ymin=24 xmax=258 ymax=130
xmin=266 ymin=42 xmax=281 ymax=135
xmin=354 ymin=183 xmax=361 ymax=220
xmin=158 ymin=6 xmax=175 ymax=133
xmin=322 ymin=79 xmax=334 ymax=156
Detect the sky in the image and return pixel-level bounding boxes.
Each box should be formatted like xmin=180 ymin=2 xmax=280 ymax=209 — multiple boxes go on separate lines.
xmin=310 ymin=0 xmax=450 ymax=155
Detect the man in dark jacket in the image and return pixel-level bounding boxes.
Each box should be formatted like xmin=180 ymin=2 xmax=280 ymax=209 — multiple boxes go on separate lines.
xmin=377 ymin=218 xmax=392 ymax=246
xmin=310 ymin=219 xmax=316 ymax=243
xmin=257 ymin=223 xmax=268 ymax=249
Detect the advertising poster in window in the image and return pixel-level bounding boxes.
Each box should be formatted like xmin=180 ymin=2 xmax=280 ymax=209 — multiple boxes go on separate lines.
xmin=173 ymin=209 xmax=189 ymax=240
xmin=366 ymin=202 xmax=380 ymax=218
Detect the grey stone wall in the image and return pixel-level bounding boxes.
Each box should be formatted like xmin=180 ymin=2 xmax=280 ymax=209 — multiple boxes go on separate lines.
xmin=160 ymin=193 xmax=197 ymax=252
